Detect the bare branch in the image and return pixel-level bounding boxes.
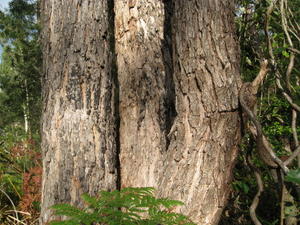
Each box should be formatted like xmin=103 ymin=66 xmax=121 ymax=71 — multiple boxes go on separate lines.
xmin=275 ymin=75 xmax=300 ymax=112
xmin=247 ymin=155 xmax=264 ymax=225
xmin=285 ymin=53 xmax=295 ymax=92
xmin=284 ymin=144 xmax=300 ymax=166
xmin=240 ymin=63 xmax=289 ymax=173
xmin=280 ymin=0 xmax=293 ymax=47
xmin=265 ymin=0 xmax=278 ymax=61
xmin=288 ymin=47 xmax=300 ymax=55
xmin=292 ymin=110 xmax=299 ymax=147
xmin=248 ymin=125 xmax=289 ymax=173
xmin=252 ymin=59 xmax=269 ymax=94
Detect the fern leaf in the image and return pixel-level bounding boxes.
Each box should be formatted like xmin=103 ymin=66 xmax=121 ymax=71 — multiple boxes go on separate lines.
xmin=51 ymin=203 xmax=84 ymax=217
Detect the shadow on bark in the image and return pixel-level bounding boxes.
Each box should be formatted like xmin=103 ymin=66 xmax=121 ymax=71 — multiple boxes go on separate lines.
xmin=108 ymin=0 xmax=121 ymax=190
xmin=162 ymin=0 xmax=177 ymax=151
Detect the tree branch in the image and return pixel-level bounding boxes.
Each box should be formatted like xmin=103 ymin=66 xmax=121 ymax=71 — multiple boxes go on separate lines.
xmin=247 ymin=154 xmax=263 ymax=225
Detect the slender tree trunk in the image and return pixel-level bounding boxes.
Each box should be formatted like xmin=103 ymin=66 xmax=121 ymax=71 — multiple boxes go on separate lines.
xmin=158 ymin=1 xmax=241 ymax=224
xmin=39 ymin=0 xmax=117 ymax=223
xmin=115 ymin=0 xmax=175 ymax=188
xmin=23 ymin=79 xmax=30 ymax=136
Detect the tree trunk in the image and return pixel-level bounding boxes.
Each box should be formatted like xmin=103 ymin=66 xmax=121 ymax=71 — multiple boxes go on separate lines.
xmin=115 ymin=0 xmax=175 ymax=188
xmin=115 ymin=0 xmax=241 ymax=224
xmin=40 ymin=0 xmax=241 ymax=224
xmin=39 ymin=0 xmax=117 ymax=223
xmin=23 ymin=79 xmax=30 ymax=135
xmin=158 ymin=1 xmax=241 ymax=224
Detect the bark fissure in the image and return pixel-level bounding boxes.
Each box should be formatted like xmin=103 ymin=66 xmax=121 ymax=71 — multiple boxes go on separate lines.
xmin=108 ymin=0 xmax=121 ymax=191
xmin=157 ymin=1 xmax=241 ymax=224
xmin=162 ymin=0 xmax=177 ymax=151
xmin=41 ymin=1 xmax=241 ymax=224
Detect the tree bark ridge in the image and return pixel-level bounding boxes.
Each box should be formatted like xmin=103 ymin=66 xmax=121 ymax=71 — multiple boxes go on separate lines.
xmin=158 ymin=1 xmax=241 ymax=224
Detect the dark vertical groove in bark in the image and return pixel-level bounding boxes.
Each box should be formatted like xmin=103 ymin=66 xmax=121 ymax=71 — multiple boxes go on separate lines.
xmin=162 ymin=0 xmax=176 ymax=150
xmin=108 ymin=0 xmax=121 ymax=191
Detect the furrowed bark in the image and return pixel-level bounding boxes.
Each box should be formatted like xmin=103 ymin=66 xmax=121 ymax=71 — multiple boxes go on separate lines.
xmin=158 ymin=1 xmax=241 ymax=224
xmin=115 ymin=0 xmax=175 ymax=188
xmin=40 ymin=1 xmax=241 ymax=224
xmin=40 ymin=0 xmax=117 ymax=223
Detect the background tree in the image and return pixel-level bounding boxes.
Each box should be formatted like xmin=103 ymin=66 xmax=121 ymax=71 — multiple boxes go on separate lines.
xmin=0 ymin=0 xmax=42 ymax=224
xmin=0 ymin=0 xmax=41 ymax=134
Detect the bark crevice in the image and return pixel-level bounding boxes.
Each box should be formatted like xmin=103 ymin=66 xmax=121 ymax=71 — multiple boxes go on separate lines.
xmin=108 ymin=0 xmax=121 ymax=191
xmin=162 ymin=0 xmax=177 ymax=151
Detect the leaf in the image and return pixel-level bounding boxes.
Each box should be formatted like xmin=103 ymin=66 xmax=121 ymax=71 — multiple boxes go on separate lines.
xmin=51 ymin=203 xmax=84 ymax=217
xmin=81 ymin=193 xmax=98 ymax=208
xmin=233 ymin=181 xmax=249 ymax=194
xmin=49 ymin=187 xmax=196 ymax=225
xmin=285 ymin=169 xmax=300 ymax=184
xmin=281 ymin=49 xmax=289 ymax=58
xmin=49 ymin=220 xmax=79 ymax=225
xmin=158 ymin=199 xmax=184 ymax=208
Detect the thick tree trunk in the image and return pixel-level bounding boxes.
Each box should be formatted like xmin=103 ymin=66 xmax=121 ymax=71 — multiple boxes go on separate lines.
xmin=115 ymin=0 xmax=175 ymax=188
xmin=40 ymin=0 xmax=241 ymax=224
xmin=39 ymin=0 xmax=117 ymax=223
xmin=116 ymin=0 xmax=241 ymax=224
xmin=158 ymin=1 xmax=241 ymax=224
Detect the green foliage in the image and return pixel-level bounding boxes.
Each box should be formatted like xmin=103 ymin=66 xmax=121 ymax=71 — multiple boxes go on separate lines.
xmin=260 ymin=95 xmax=294 ymax=155
xmin=0 ymin=130 xmax=41 ymax=224
xmin=50 ymin=187 xmax=196 ymax=225
xmin=0 ymin=126 xmax=26 ymax=202
xmin=285 ymin=169 xmax=300 ymax=185
xmin=0 ymin=125 xmax=40 ymax=199
xmin=233 ymin=180 xmax=250 ymax=194
xmin=0 ymin=0 xmax=41 ymax=132
xmin=0 ymin=1 xmax=42 ymax=223
xmin=223 ymin=1 xmax=300 ymax=224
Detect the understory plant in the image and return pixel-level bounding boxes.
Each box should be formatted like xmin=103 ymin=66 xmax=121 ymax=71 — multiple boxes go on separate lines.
xmin=0 ymin=127 xmax=41 ymax=224
xmin=50 ymin=187 xmax=196 ymax=225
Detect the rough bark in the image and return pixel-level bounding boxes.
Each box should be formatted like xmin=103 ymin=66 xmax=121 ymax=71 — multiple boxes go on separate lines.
xmin=115 ymin=0 xmax=175 ymax=188
xmin=40 ymin=0 xmax=241 ymax=224
xmin=40 ymin=0 xmax=117 ymax=223
xmin=157 ymin=1 xmax=241 ymax=224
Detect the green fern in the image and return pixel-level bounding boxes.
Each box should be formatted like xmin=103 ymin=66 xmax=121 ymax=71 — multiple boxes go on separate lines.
xmin=50 ymin=187 xmax=196 ymax=225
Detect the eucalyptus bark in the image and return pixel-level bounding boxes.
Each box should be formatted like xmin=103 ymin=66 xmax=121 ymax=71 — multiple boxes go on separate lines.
xmin=40 ymin=1 xmax=117 ymax=223
xmin=115 ymin=1 xmax=241 ymax=224
xmin=115 ymin=0 xmax=174 ymax=188
xmin=158 ymin=1 xmax=241 ymax=224
xmin=40 ymin=0 xmax=241 ymax=224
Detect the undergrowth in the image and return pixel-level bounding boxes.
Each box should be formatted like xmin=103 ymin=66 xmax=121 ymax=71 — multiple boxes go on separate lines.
xmin=0 ymin=128 xmax=41 ymax=224
xmin=49 ymin=187 xmax=196 ymax=225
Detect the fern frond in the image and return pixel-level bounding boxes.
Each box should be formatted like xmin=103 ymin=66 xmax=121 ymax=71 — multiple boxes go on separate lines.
xmin=49 ymin=187 xmax=196 ymax=225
